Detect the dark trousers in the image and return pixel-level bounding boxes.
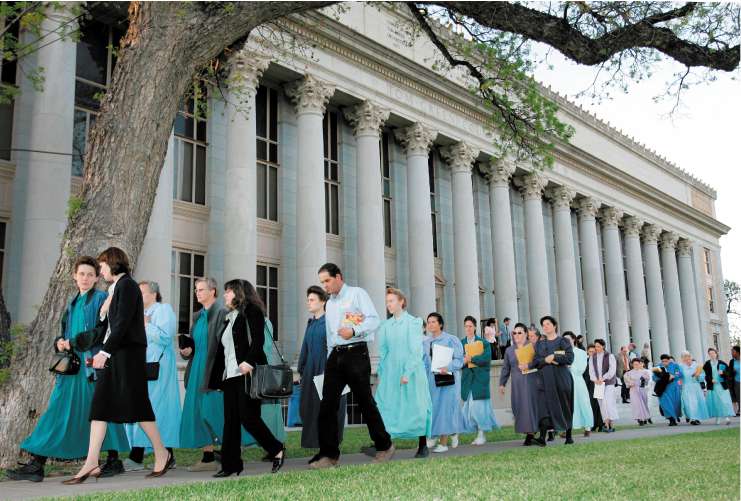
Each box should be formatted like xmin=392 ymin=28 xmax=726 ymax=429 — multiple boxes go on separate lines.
xmin=318 ymin=343 xmax=391 ymax=459
xmin=620 ymin=381 xmax=630 ymax=402
xmin=221 ymin=375 xmax=283 ymax=473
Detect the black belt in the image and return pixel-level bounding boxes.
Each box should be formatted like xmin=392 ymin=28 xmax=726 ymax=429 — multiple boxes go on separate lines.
xmin=333 ymin=342 xmax=367 ymax=352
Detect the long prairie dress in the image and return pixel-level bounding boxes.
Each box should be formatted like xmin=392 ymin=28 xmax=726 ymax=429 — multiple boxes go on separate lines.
xmin=499 ymin=344 xmax=538 ymax=434
xmin=569 ymin=348 xmax=594 ymax=430
xmin=374 ymin=312 xmax=432 ymax=438
xmin=424 ymin=332 xmax=465 ymax=437
xmin=705 ymin=360 xmax=735 ymax=418
xmin=653 ymin=362 xmax=682 ymax=420
xmin=679 ymin=362 xmax=709 ymax=421
xmin=532 ymin=336 xmax=574 ymax=432
xmin=623 ymin=368 xmax=652 ymax=421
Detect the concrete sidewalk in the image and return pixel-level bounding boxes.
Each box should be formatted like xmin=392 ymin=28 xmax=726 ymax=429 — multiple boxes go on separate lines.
xmin=3 ymin=418 xmax=738 ymax=500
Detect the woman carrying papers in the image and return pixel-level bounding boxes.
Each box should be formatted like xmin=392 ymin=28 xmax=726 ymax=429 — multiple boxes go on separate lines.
xmin=499 ymin=322 xmax=539 ymax=445
xmin=423 ymin=313 xmax=464 ymax=453
xmin=460 ymin=316 xmax=499 ymax=445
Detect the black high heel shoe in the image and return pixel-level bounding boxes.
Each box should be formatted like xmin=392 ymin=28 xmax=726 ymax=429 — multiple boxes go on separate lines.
xmin=213 ymin=469 xmax=242 ymax=478
xmin=146 ymin=451 xmax=175 ymax=478
xmin=271 ymin=447 xmax=286 ymax=473
xmin=62 ymin=465 xmax=101 ymax=485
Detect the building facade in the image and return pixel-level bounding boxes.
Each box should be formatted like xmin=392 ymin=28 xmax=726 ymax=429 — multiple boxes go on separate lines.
xmin=0 ymin=4 xmax=732 ymax=368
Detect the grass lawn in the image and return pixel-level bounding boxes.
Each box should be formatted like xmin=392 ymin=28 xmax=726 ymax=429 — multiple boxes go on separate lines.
xmin=57 ymin=428 xmax=739 ymax=501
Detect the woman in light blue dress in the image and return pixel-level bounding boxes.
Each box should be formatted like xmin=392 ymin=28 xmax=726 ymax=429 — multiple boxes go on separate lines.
xmin=563 ymin=332 xmax=594 ymax=434
xmin=423 ymin=313 xmax=464 ymax=453
xmin=678 ymin=351 xmax=709 ymax=424
xmin=703 ymin=348 xmax=734 ymax=424
xmin=375 ymin=289 xmax=432 ymax=457
xmin=124 ymin=281 xmax=181 ymax=469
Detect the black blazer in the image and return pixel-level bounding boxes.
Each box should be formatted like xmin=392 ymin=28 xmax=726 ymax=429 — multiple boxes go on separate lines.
xmin=703 ymin=359 xmax=732 ymax=391
xmin=207 ymin=304 xmax=266 ymax=390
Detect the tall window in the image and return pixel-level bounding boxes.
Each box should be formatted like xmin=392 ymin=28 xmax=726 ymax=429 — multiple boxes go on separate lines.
xmin=256 ymin=264 xmax=279 ymax=340
xmin=73 ymin=19 xmax=124 ymax=176
xmin=171 ymin=250 xmax=205 ymax=334
xmin=0 ymin=221 xmax=5 ymax=287
xmin=707 ymin=286 xmax=715 ymax=313
xmin=429 ymin=152 xmax=439 ymax=257
xmin=173 ymin=95 xmax=208 ymax=205
xmin=0 ymin=19 xmax=19 ymax=161
xmin=622 ymin=234 xmax=629 ymax=300
xmin=703 ymin=248 xmax=712 ymax=275
xmin=256 ymin=85 xmax=279 ymax=221
xmin=380 ymin=132 xmax=392 ymax=247
xmin=323 ymin=111 xmax=340 ymax=235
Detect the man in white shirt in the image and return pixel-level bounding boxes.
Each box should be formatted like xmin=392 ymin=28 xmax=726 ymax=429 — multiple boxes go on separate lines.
xmin=309 ymin=263 xmax=395 ymax=469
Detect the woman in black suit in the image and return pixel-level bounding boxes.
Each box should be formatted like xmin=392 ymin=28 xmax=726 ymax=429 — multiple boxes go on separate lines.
xmin=64 ymin=247 xmax=173 ymax=484
xmin=206 ymin=279 xmax=285 ymax=476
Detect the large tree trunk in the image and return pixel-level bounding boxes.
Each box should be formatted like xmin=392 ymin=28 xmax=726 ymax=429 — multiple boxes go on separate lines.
xmin=0 ymin=1 xmax=330 ymax=466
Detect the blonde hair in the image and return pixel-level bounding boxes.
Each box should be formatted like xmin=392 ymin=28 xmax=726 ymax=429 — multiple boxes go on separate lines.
xmin=386 ymin=287 xmax=407 ymax=309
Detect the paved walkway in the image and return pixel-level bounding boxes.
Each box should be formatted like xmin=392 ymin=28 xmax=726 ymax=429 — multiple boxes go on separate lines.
xmin=3 ymin=419 xmax=738 ymax=500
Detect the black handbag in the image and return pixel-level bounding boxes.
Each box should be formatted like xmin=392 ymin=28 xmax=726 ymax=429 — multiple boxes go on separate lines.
xmin=246 ymin=335 xmax=293 ymax=400
xmin=49 ymin=350 xmax=81 ymax=376
xmin=145 ymin=351 xmax=166 ymax=381
xmin=434 ymin=373 xmax=455 ymax=387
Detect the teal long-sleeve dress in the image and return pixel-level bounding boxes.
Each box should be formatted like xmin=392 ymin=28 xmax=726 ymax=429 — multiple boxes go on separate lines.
xmin=20 ymin=289 xmax=129 ymax=459
xmin=374 ymin=312 xmax=432 ymax=439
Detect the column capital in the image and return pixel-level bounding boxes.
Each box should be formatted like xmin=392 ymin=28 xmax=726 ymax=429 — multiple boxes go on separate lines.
xmin=642 ymin=224 xmax=663 ymax=244
xmin=482 ymin=159 xmax=516 ymax=186
xmin=547 ymin=185 xmax=576 ymax=209
xmin=599 ymin=206 xmax=624 ymax=228
xmin=228 ymin=47 xmax=271 ymax=94
xmin=660 ymin=231 xmax=679 ymax=251
xmin=623 ymin=216 xmax=644 ymax=238
xmin=517 ymin=172 xmax=547 ymax=201
xmin=577 ymin=196 xmax=602 ymax=218
xmin=677 ymin=238 xmax=693 ymax=256
xmin=440 ymin=141 xmax=479 ymax=174
xmin=394 ymin=122 xmax=437 ymax=156
xmin=284 ymin=74 xmax=335 ymax=115
xmin=343 ymin=100 xmax=389 ymax=137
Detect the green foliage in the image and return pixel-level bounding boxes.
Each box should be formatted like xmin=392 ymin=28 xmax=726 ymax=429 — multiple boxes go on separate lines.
xmin=0 ymin=324 xmax=28 ymax=385
xmin=66 ymin=195 xmax=85 ymax=220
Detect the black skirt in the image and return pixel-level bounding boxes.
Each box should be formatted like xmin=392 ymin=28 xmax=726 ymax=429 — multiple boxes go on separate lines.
xmin=89 ymin=344 xmax=155 ymax=423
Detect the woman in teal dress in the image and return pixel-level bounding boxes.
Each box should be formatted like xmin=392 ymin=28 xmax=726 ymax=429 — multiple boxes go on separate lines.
xmin=563 ymin=332 xmax=594 ymax=434
xmin=460 ymin=316 xmax=499 ymax=446
xmin=703 ymin=348 xmax=735 ymax=424
xmin=678 ymin=351 xmax=709 ymax=424
xmin=374 ymin=288 xmax=432 ymax=457
xmin=6 ymin=256 xmax=129 ymax=482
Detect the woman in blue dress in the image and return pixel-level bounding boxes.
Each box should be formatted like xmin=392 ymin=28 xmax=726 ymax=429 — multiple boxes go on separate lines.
xmin=123 ymin=281 xmax=181 ymax=470
xmin=375 ymin=288 xmax=432 ymax=457
xmin=563 ymin=332 xmax=594 ymax=435
xmin=703 ymin=347 xmax=734 ymax=425
xmin=460 ymin=316 xmax=498 ymax=445
xmin=6 ymin=256 xmax=129 ymax=482
xmin=678 ymin=351 xmax=709 ymax=425
xmin=423 ymin=312 xmax=464 ymax=454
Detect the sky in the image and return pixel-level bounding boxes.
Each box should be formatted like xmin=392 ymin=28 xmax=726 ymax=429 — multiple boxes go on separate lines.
xmin=531 ymin=48 xmax=740 ymax=289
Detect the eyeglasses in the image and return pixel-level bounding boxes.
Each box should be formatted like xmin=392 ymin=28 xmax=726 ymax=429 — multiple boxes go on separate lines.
xmin=513 ymin=330 xmax=526 ymax=336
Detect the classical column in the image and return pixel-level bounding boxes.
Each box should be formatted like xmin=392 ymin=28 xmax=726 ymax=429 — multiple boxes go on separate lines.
xmin=344 ymin=100 xmax=390 ymax=314
xmin=677 ymin=239 xmax=703 ymax=359
xmin=600 ymin=206 xmax=630 ymax=351
xmin=223 ymin=49 xmax=270 ymax=284
xmin=285 ymin=75 xmax=335 ymax=312
xmin=623 ymin=216 xmax=651 ymax=355
xmin=660 ymin=231 xmax=686 ymax=356
xmin=519 ymin=173 xmax=551 ymax=323
xmin=642 ymin=224 xmax=670 ymax=358
xmin=6 ymin=12 xmax=77 ymax=323
xmin=691 ymin=241 xmax=711 ymax=357
xmin=548 ymin=186 xmax=580 ymax=334
xmin=137 ymin=133 xmax=175 ymax=301
xmin=577 ymin=197 xmax=607 ymax=342
xmin=441 ymin=141 xmax=481 ymax=322
xmin=483 ymin=161 xmax=518 ymax=324
xmin=395 ymin=123 xmax=437 ymax=317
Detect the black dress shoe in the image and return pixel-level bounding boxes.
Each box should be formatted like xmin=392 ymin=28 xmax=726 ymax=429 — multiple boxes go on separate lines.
xmin=271 ymin=447 xmax=286 ymax=474
xmin=546 ymin=431 xmax=555 ymax=442
xmin=213 ymin=469 xmax=241 ymax=478
xmin=98 ymin=459 xmax=124 ymax=478
xmin=6 ymin=461 xmax=44 ymax=482
xmin=532 ymin=437 xmax=547 ymax=448
xmin=564 ymin=437 xmax=574 ymax=445
xmin=361 ymin=445 xmax=377 ymax=457
xmin=414 ymin=446 xmax=429 ymax=458
xmin=523 ymin=435 xmax=534 ymax=446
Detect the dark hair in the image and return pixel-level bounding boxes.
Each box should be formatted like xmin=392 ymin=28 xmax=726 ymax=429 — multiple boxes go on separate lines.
xmin=224 ymin=279 xmax=266 ymax=316
xmin=503 ymin=317 xmax=510 ymax=322
xmin=74 ymin=255 xmax=100 ymax=276
xmin=485 ymin=318 xmax=497 ymax=327
xmin=318 ymin=263 xmax=342 ymax=279
xmin=660 ymin=353 xmax=671 ymax=360
xmin=733 ymin=346 xmax=740 ymax=354
xmin=513 ymin=322 xmax=528 ymax=333
xmin=587 ymin=343 xmax=596 ymax=350
xmin=306 ymin=285 xmax=328 ymax=303
xmin=463 ymin=315 xmax=477 ymax=327
xmin=707 ymin=347 xmax=718 ymax=355
xmin=594 ymin=338 xmax=606 ymax=348
xmin=631 ymin=358 xmax=642 ymax=366
xmin=563 ymin=331 xmax=576 ymax=342
xmin=540 ymin=315 xmax=558 ymax=330
xmin=97 ymin=247 xmax=131 ymax=275
xmin=427 ymin=312 xmax=444 ymax=328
